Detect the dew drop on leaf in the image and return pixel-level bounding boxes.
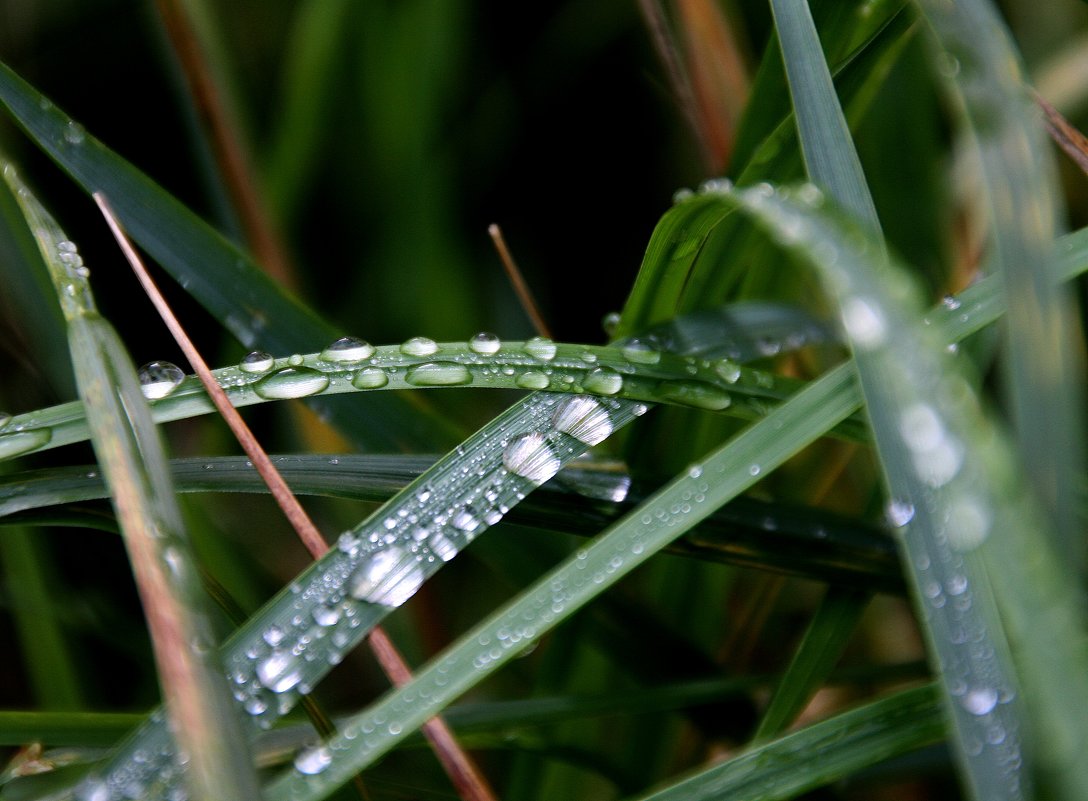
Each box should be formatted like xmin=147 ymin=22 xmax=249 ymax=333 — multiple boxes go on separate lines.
xmin=552 ymin=396 xmax=614 ymax=446
xmin=321 ymin=336 xmax=375 ymax=363
xmin=502 ymin=432 xmax=561 ymax=484
xmin=138 ymin=361 xmax=185 ymax=399
xmin=240 ymin=351 xmax=274 ymax=373
xmin=468 ymin=332 xmax=502 ymax=355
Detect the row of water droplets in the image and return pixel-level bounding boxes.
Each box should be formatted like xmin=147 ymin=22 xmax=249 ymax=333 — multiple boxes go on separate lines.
xmin=80 ymin=386 xmax=646 ymax=800
xmin=726 ymin=180 xmax=1023 ymax=791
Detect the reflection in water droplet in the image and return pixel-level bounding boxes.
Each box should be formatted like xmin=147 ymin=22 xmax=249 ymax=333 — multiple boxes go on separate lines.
xmin=502 ymin=432 xmax=561 ymax=484
xmin=321 ymin=337 xmax=375 ymax=363
xmin=963 ymin=687 xmax=998 ymax=716
xmin=256 ymin=649 xmax=302 ymax=693
xmin=294 ymin=745 xmax=332 ymax=775
xmin=622 ymin=339 xmax=660 ymax=365
xmin=64 ymin=120 xmax=85 ymax=144
xmin=468 ymin=332 xmax=502 ymax=355
xmin=240 ymin=351 xmax=274 ymax=373
xmin=352 ymin=368 xmax=389 ymax=389
xmin=254 ymin=368 xmax=330 ymax=399
xmin=405 ymin=362 xmax=472 ymax=386
xmin=552 ymin=396 xmax=613 ymax=446
xmin=138 ymin=361 xmax=185 ymax=399
xmin=715 ymin=360 xmax=742 ymax=384
xmin=400 ymin=337 xmax=438 ymax=357
xmin=524 ymin=337 xmax=557 ymax=361
xmin=312 ymin=605 xmax=341 ymax=627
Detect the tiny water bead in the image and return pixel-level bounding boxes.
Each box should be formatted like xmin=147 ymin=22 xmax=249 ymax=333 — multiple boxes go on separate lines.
xmin=502 ymin=432 xmax=561 ymax=484
xmin=405 ymin=362 xmax=472 ymax=386
xmin=552 ymin=396 xmax=614 ymax=446
xmin=351 ymin=367 xmax=389 ymax=389
xmin=240 ymin=350 xmax=275 ymax=374
xmin=400 ymin=336 xmax=438 ymax=357
xmin=321 ymin=336 xmax=375 ymax=363
xmin=138 ymin=361 xmax=185 ymax=400
xmin=885 ymin=499 xmax=915 ymax=528
xmin=254 ymin=367 xmax=330 ymax=399
xmin=523 ymin=336 xmax=557 ymax=361
xmin=468 ymin=332 xmax=502 ymax=355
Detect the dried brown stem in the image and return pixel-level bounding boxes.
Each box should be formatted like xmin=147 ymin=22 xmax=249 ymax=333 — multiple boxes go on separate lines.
xmin=487 ymin=224 xmax=553 ymax=340
xmin=96 ymin=193 xmax=498 ymax=801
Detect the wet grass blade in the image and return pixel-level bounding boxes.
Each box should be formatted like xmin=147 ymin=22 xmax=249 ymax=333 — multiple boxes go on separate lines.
xmin=632 ymin=684 xmax=943 ymax=801
xmin=0 ymin=59 xmax=451 ymax=452
xmin=3 ymin=169 xmax=263 ymax=801
xmin=917 ymin=0 xmax=1088 ymax=577
xmin=725 ymin=182 xmax=1088 ymax=800
xmin=0 ymin=712 xmax=141 ymax=747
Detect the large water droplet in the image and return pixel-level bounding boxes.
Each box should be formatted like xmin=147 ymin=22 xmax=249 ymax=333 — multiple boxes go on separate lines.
xmin=656 ymin=380 xmax=731 ymax=410
xmin=468 ymin=332 xmax=502 ymax=355
xmin=256 ymin=649 xmax=302 ymax=693
xmin=321 ymin=337 xmax=374 ymax=363
xmin=312 ymin=605 xmax=342 ymax=627
xmin=621 ymin=340 xmax=660 ymax=365
xmin=240 ymin=351 xmax=274 ymax=374
xmin=400 ymin=336 xmax=438 ymax=357
xmin=349 ymin=545 xmax=425 ymax=607
xmin=502 ymin=432 xmax=561 ymax=484
xmin=583 ymin=368 xmax=623 ymax=395
xmin=352 ymin=368 xmax=389 ymax=389
xmin=963 ymin=687 xmax=998 ymax=716
xmin=0 ymin=428 xmax=49 ymax=459
xmin=516 ymin=371 xmax=550 ymax=390
xmin=254 ymin=367 xmax=330 ymax=399
xmin=552 ymin=396 xmax=613 ymax=446
xmin=294 ymin=745 xmax=332 ymax=775
xmin=885 ymin=499 xmax=915 ymax=528
xmin=524 ymin=337 xmax=557 ymax=361
xmin=405 ymin=362 xmax=472 ymax=386
xmin=715 ymin=360 xmax=742 ymax=384
xmin=841 ymin=297 xmax=887 ymax=349
xmin=139 ymin=361 xmax=185 ymax=399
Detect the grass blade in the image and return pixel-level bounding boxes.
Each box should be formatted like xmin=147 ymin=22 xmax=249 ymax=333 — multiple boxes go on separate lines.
xmin=632 ymin=684 xmax=943 ymax=801
xmin=3 ymin=169 xmax=262 ymax=801
xmin=0 ymin=59 xmax=450 ymax=452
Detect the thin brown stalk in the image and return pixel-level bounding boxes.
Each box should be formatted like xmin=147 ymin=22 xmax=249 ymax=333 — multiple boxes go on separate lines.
xmin=155 ymin=0 xmax=296 ymax=290
xmin=96 ymin=193 xmax=498 ymax=801
xmin=1037 ymin=90 xmax=1088 ymax=177
xmin=488 ymin=223 xmax=553 ymax=340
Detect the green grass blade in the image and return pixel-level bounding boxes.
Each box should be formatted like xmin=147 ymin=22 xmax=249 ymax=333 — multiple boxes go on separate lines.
xmin=0 ymin=711 xmax=141 ymax=747
xmin=0 ymin=60 xmax=450 ymax=452
xmin=770 ymin=0 xmax=880 ymax=233
xmin=726 ymin=182 xmax=1088 ymax=800
xmin=263 ymin=359 xmax=865 ymax=801
xmin=752 ymin=586 xmax=870 ymax=741
xmin=632 ymin=684 xmax=943 ymax=801
xmin=5 ymin=170 xmax=262 ymax=801
xmin=0 ymin=454 xmax=903 ymax=591
xmin=917 ymin=0 xmax=1087 ymax=574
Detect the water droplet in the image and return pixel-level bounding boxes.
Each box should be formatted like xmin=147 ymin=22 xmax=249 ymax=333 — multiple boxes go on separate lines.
xmin=552 ymin=396 xmax=614 ymax=446
xmin=430 ymin=531 xmax=458 ymax=561
xmin=656 ymin=380 xmax=731 ymax=410
xmin=64 ymin=120 xmax=85 ymax=145
xmin=748 ymin=464 xmax=761 ymax=476
xmin=263 ymin=625 xmax=286 ymax=647
xmin=900 ymin=403 xmax=944 ymax=453
xmin=405 ymin=362 xmax=472 ymax=386
xmin=516 ymin=371 xmax=550 ymax=390
xmin=451 ymin=506 xmax=480 ymax=532
xmin=240 ymin=351 xmax=274 ymax=373
xmin=255 ymin=367 xmax=330 ymax=399
xmin=583 ymin=368 xmax=623 ymax=395
xmin=294 ymin=745 xmax=332 ymax=775
xmin=632 ymin=403 xmax=649 ymax=416
xmin=503 ymin=432 xmax=561 ymax=484
xmin=0 ymin=412 xmax=11 ymax=432
xmin=401 ymin=336 xmax=438 ymax=357
xmin=714 ymin=360 xmax=742 ymax=384
xmin=256 ymin=650 xmax=302 ymax=693
xmin=601 ymin=311 xmax=621 ymax=336
xmin=621 ymin=340 xmax=660 ymax=365
xmin=321 ymin=336 xmax=374 ymax=363
xmin=942 ymin=295 xmax=961 ymax=311
xmin=841 ymin=297 xmax=887 ymax=349
xmin=312 ymin=605 xmax=342 ymax=627
xmin=138 ymin=361 xmax=185 ymax=399
xmin=524 ymin=337 xmax=557 ymax=361
xmin=963 ymin=687 xmax=998 ymax=716
xmin=77 ymin=778 xmax=110 ymax=801
xmin=886 ymin=499 xmax=915 ymax=527
xmin=468 ymin=332 xmax=502 ymax=355
xmin=349 ymin=545 xmax=425 ymax=607
xmin=352 ymin=368 xmax=389 ymax=389
xmin=288 ymin=354 xmax=304 ymax=367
